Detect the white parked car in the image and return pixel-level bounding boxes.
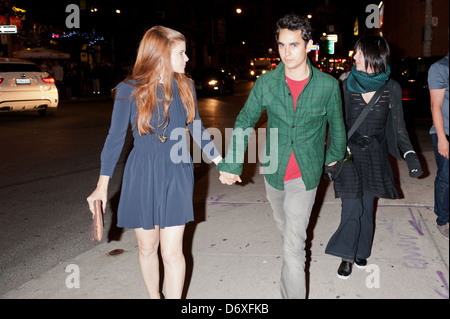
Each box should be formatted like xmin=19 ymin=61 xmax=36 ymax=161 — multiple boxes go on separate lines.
xmin=0 ymin=58 xmax=58 ymax=116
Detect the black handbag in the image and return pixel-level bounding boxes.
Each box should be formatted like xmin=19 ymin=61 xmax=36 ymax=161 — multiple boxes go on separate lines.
xmin=323 ymin=83 xmax=387 ymax=181
xmin=323 ymin=150 xmax=351 ymax=181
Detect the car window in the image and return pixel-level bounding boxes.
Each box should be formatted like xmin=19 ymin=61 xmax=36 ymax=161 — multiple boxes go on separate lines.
xmin=0 ymin=63 xmax=43 ymax=73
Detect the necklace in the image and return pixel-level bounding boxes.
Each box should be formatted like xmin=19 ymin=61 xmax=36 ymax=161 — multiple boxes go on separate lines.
xmin=155 ymin=105 xmax=168 ymax=143
xmin=158 ymin=131 xmax=167 ymax=143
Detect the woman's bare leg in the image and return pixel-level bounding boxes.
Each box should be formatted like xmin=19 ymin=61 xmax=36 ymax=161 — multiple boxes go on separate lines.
xmin=159 ymin=225 xmax=186 ymax=299
xmin=134 ymin=227 xmax=161 ymax=299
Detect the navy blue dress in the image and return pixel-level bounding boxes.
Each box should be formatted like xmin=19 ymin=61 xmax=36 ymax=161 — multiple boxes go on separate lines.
xmin=100 ymin=80 xmax=219 ymax=229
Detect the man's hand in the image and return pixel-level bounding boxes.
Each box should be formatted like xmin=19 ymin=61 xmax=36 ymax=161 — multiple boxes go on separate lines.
xmin=219 ymin=171 xmax=242 ymax=185
xmin=437 ymin=138 xmax=449 ymax=159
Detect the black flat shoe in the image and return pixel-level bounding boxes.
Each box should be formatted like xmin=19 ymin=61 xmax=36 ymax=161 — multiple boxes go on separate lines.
xmin=337 ymin=260 xmax=353 ymax=279
xmin=355 ymin=258 xmax=367 ymax=269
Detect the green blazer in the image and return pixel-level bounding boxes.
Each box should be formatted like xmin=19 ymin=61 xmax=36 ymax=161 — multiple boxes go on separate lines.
xmin=217 ymin=59 xmax=347 ymax=190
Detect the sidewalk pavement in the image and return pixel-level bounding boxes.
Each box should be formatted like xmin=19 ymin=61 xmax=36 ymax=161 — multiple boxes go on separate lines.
xmin=1 ymin=125 xmax=448 ymax=299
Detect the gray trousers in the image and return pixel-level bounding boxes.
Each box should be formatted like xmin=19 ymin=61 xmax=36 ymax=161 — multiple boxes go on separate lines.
xmin=265 ymin=177 xmax=317 ymax=299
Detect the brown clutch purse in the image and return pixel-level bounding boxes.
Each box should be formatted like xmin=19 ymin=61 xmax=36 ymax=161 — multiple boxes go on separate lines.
xmin=90 ymin=200 xmax=104 ymax=242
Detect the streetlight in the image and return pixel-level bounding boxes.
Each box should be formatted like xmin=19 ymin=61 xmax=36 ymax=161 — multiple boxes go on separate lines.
xmin=236 ymin=8 xmax=242 ymax=14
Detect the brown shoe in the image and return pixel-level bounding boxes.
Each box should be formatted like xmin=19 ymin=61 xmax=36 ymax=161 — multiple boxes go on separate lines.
xmin=437 ymin=222 xmax=449 ymax=240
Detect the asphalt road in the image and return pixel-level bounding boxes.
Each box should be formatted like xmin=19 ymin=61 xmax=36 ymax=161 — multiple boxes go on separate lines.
xmin=0 ymin=80 xmax=259 ymax=295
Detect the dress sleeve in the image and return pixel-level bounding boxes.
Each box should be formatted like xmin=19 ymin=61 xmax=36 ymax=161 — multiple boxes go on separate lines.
xmin=186 ymin=91 xmax=221 ymax=161
xmin=100 ymin=83 xmax=133 ymax=177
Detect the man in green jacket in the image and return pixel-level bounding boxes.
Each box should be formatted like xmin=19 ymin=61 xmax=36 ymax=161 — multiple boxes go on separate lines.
xmin=217 ymin=14 xmax=346 ymax=298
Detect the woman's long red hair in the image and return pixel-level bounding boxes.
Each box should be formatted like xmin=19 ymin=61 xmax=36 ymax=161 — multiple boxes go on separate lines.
xmin=128 ymin=26 xmax=195 ymax=135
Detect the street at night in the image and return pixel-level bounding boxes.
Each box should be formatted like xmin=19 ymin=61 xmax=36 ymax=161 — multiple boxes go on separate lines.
xmin=0 ymin=80 xmax=260 ymax=295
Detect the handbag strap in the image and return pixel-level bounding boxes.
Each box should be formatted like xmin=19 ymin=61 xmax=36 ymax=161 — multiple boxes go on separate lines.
xmin=346 ymin=80 xmax=389 ymax=140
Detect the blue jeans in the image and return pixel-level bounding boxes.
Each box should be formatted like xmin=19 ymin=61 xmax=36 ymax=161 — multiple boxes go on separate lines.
xmin=265 ymin=177 xmax=317 ymax=299
xmin=431 ymin=134 xmax=449 ymax=226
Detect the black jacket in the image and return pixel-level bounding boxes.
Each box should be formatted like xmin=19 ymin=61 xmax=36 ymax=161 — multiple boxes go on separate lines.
xmin=342 ymin=78 xmax=414 ymax=160
xmin=334 ymin=79 xmax=422 ymax=199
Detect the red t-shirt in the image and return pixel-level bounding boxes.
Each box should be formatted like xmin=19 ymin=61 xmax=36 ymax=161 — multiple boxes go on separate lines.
xmin=284 ymin=76 xmax=309 ymax=181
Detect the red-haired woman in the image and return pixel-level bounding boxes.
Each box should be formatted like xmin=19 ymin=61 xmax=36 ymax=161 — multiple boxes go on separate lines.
xmin=87 ymin=26 xmax=221 ymax=298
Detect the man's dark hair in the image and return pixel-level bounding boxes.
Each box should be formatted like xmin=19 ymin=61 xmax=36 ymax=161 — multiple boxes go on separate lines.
xmin=354 ymin=36 xmax=390 ymax=74
xmin=275 ymin=13 xmax=312 ymax=46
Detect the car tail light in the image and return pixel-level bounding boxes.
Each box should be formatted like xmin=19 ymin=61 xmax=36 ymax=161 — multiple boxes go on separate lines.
xmin=0 ymin=77 xmax=3 ymax=84
xmin=41 ymin=76 xmax=55 ymax=84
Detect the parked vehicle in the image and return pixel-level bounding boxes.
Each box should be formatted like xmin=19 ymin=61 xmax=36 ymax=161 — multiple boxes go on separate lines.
xmin=192 ymin=67 xmax=236 ymax=95
xmin=0 ymin=58 xmax=58 ymax=116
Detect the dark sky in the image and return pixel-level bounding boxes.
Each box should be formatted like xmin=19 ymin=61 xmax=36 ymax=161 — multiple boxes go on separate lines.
xmin=7 ymin=0 xmax=375 ymax=63
xmin=10 ymin=0 xmax=366 ymax=29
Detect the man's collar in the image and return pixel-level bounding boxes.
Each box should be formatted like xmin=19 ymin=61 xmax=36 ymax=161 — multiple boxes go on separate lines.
xmin=271 ymin=58 xmax=314 ymax=81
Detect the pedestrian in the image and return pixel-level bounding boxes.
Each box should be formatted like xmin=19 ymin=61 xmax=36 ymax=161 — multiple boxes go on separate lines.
xmin=217 ymin=13 xmax=347 ymax=299
xmin=91 ymin=62 xmax=101 ymax=95
xmin=428 ymin=52 xmax=449 ymax=240
xmin=51 ymin=60 xmax=64 ymax=98
xmin=325 ymin=36 xmax=423 ymax=279
xmin=87 ymin=26 xmax=222 ymax=299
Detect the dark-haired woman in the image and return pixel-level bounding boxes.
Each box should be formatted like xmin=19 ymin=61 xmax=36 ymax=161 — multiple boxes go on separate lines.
xmin=325 ymin=36 xmax=423 ymax=279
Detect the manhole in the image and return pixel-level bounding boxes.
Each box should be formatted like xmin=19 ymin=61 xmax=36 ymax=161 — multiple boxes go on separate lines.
xmin=108 ymin=249 xmax=125 ymax=256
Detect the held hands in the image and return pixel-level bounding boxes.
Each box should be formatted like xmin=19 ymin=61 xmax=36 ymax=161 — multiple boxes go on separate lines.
xmin=219 ymin=171 xmax=242 ymax=185
xmin=213 ymin=155 xmax=241 ymax=185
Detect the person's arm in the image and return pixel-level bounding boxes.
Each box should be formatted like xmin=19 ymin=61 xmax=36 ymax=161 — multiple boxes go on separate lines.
xmin=430 ymin=88 xmax=449 ymax=158
xmin=390 ymin=80 xmax=422 ymax=177
xmin=325 ymin=80 xmax=347 ymax=166
xmin=428 ymin=60 xmax=449 ymax=159
xmin=187 ymin=83 xmax=222 ymax=164
xmin=216 ymin=78 xmax=265 ymax=183
xmin=87 ymin=83 xmax=132 ymax=215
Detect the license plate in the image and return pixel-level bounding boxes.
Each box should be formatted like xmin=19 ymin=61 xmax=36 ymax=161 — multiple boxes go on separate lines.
xmin=16 ymin=79 xmax=31 ymax=85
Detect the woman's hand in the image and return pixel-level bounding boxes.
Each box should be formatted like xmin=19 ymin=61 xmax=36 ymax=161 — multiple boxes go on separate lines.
xmin=405 ymin=152 xmax=423 ymax=178
xmin=327 ymin=161 xmax=337 ymax=166
xmin=86 ymin=175 xmax=110 ymax=217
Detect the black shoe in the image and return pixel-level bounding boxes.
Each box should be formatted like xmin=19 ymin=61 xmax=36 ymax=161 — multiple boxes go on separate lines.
xmin=355 ymin=258 xmax=367 ymax=269
xmin=337 ymin=260 xmax=353 ymax=279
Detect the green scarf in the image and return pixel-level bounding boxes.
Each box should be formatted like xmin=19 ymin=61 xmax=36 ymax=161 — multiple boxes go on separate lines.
xmin=346 ymin=65 xmax=391 ymax=93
